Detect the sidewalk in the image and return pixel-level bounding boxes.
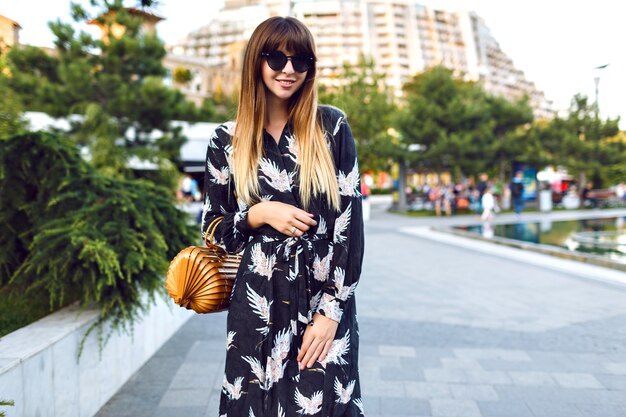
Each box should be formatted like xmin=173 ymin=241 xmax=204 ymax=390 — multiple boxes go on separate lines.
xmin=96 ymin=208 xmax=626 ymax=417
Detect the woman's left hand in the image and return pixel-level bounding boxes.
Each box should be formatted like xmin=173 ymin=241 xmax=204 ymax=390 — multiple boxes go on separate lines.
xmin=297 ymin=313 xmax=339 ymax=370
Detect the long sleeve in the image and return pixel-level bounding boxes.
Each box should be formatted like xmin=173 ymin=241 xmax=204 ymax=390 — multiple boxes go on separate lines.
xmin=316 ymin=113 xmax=365 ymax=323
xmin=201 ymin=124 xmax=254 ymax=254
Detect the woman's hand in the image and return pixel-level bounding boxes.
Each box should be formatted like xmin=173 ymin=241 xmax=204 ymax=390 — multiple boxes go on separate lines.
xmin=297 ymin=313 xmax=339 ymax=370
xmin=248 ymin=201 xmax=317 ymax=236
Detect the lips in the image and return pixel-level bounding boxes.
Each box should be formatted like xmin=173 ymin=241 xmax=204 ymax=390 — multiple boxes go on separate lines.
xmin=276 ymin=79 xmax=295 ymax=86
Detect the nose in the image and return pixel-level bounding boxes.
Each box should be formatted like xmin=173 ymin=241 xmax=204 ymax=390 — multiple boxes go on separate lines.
xmin=282 ymin=58 xmax=295 ymax=74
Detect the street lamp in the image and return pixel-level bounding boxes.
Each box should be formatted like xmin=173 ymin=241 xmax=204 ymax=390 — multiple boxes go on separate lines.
xmin=593 ymin=63 xmax=609 ymax=119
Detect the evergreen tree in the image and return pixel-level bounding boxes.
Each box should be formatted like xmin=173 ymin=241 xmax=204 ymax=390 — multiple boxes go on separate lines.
xmin=4 ymin=0 xmax=196 ymax=187
xmin=484 ymin=95 xmax=534 ymax=182
xmin=397 ymin=66 xmax=494 ymax=179
xmin=319 ymin=56 xmax=401 ymax=172
xmin=0 ymin=131 xmax=196 ymax=350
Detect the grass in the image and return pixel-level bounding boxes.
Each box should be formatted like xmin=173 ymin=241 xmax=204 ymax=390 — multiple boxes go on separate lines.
xmin=0 ymin=285 xmax=78 ymax=338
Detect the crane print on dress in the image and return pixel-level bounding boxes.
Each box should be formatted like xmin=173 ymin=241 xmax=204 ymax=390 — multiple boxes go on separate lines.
xmin=222 ymin=375 xmax=245 ymax=400
xmin=332 ymin=267 xmax=358 ymax=302
xmin=207 ymin=160 xmax=230 ymax=185
xmin=333 ymin=202 xmax=352 ymax=244
xmin=311 ymin=246 xmax=333 ymax=282
xmin=337 ymin=160 xmax=361 ymax=197
xmin=242 ymin=326 xmax=292 ymax=391
xmin=294 ymin=388 xmax=323 ymax=415
xmin=319 ymin=330 xmax=350 ymax=369
xmin=248 ymin=243 xmax=277 ymax=279
xmin=283 ymin=134 xmax=299 ymax=163
xmin=259 ymin=158 xmax=295 ymax=192
xmin=246 ymin=283 xmax=272 ymax=337
xmin=353 ymin=398 xmax=365 ymax=415
xmin=226 ymin=331 xmax=237 ymax=351
xmin=334 ymin=377 xmax=356 ymax=404
xmin=208 ymin=121 xmax=235 ymax=149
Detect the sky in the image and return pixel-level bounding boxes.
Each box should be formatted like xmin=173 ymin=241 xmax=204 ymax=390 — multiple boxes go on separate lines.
xmin=2 ymin=0 xmax=624 ymax=128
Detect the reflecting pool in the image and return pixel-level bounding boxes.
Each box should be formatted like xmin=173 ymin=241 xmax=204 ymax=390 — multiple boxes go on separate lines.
xmin=455 ymin=217 xmax=626 ymax=266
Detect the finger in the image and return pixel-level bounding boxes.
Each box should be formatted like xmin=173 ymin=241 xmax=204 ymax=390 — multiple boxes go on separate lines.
xmin=300 ymin=338 xmax=321 ymax=368
xmin=291 ymin=218 xmax=311 ymax=232
xmin=300 ymin=215 xmax=317 ymax=227
xmin=319 ymin=339 xmax=333 ymax=363
xmin=297 ymin=333 xmax=313 ymax=362
xmin=306 ymin=340 xmax=326 ymax=368
xmin=293 ymin=209 xmax=317 ymax=224
xmin=285 ymin=224 xmax=304 ymax=237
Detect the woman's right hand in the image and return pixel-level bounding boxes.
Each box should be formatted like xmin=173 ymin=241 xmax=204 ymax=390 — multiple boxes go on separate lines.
xmin=248 ymin=201 xmax=317 ymax=237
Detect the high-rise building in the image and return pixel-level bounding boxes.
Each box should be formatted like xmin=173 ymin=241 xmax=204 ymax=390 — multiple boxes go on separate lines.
xmin=166 ymin=0 xmax=553 ymax=118
xmin=165 ymin=3 xmax=283 ymax=101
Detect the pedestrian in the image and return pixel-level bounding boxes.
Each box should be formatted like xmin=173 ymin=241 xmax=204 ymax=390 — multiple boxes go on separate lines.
xmin=475 ymin=173 xmax=488 ymax=214
xmin=509 ymin=171 xmax=525 ymax=217
xmin=481 ymin=184 xmax=496 ymax=222
xmin=201 ymin=17 xmax=365 ymax=416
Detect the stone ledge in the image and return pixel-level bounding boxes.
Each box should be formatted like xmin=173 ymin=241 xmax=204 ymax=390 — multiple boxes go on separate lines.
xmin=0 ymin=294 xmax=193 ymax=417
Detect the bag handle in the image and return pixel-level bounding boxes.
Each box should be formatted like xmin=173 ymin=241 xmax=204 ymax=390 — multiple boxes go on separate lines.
xmin=204 ymin=216 xmax=224 ymax=247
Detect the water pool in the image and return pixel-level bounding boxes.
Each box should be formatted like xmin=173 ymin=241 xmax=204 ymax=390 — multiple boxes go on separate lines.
xmin=454 ymin=217 xmax=626 ymax=267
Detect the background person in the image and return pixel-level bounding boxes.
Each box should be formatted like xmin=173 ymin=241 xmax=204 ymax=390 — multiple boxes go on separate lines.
xmin=509 ymin=171 xmax=525 ymax=217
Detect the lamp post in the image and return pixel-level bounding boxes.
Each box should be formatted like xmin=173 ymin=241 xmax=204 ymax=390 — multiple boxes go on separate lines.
xmin=593 ymin=63 xmax=609 ymax=119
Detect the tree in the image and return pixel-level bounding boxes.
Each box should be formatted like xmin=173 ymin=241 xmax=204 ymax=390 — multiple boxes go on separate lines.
xmin=521 ymin=94 xmax=623 ymax=189
xmin=3 ymin=0 xmax=197 ymax=187
xmin=0 ymin=57 xmax=27 ymax=138
xmin=172 ymin=66 xmax=192 ymax=85
xmin=0 ymin=131 xmax=196 ymax=350
xmin=319 ymin=55 xmax=401 ymax=172
xmin=397 ymin=66 xmax=494 ymax=180
xmin=484 ymin=95 xmax=534 ymax=182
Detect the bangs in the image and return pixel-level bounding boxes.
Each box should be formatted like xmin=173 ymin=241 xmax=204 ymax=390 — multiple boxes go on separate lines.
xmin=262 ymin=18 xmax=316 ymax=57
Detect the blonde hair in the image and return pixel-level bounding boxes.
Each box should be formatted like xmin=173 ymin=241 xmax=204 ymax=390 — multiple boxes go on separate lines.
xmin=232 ymin=16 xmax=340 ymax=211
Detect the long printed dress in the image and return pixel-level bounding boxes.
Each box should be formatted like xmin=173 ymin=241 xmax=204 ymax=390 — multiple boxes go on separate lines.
xmin=201 ymin=105 xmax=365 ymax=417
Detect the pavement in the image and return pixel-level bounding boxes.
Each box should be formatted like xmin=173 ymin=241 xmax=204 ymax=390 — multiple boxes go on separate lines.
xmin=95 ymin=206 xmax=626 ymax=417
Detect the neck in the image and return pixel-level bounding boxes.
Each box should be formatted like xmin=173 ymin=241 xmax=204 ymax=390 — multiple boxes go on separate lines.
xmin=265 ymin=96 xmax=290 ymax=127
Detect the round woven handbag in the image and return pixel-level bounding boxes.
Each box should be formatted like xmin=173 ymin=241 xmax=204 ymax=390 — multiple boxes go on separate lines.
xmin=165 ymin=217 xmax=242 ymax=314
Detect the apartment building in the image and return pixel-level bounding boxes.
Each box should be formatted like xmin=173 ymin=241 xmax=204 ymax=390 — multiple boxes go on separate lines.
xmin=0 ymin=15 xmax=21 ymax=54
xmin=166 ymin=0 xmax=552 ymax=118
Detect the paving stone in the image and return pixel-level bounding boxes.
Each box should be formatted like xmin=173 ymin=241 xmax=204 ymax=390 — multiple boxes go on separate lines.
xmin=525 ymin=400 xmax=585 ymax=417
xmin=379 ymin=397 xmax=430 ymax=415
xmin=361 ymin=380 xmax=406 ymax=398
xmin=158 ymin=388 xmax=211 ymax=408
xmin=380 ymin=366 xmax=424 ymax=381
xmin=154 ymin=406 xmax=206 ymax=417
xmin=508 ymin=371 xmax=557 ymax=386
xmin=576 ymin=402 xmax=626 ymax=417
xmin=453 ymin=348 xmax=531 ymax=362
xmin=379 ymin=344 xmax=417 ymax=358
xmin=449 ymin=384 xmax=498 ymax=401
xmin=424 ymin=368 xmax=468 ymax=383
xmin=603 ymin=362 xmax=626 ymax=375
xmin=430 ymin=399 xmax=482 ymax=417
xmin=465 ymin=370 xmax=512 ymax=385
xmin=551 ymin=372 xmax=604 ymax=389
xmin=440 ymin=358 xmax=483 ymax=371
xmin=404 ymin=381 xmax=451 ymax=399
xmin=595 ymin=374 xmax=626 ymax=390
xmin=478 ymin=400 xmax=534 ymax=417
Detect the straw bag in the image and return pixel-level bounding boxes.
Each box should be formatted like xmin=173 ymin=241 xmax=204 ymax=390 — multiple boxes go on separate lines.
xmin=165 ymin=217 xmax=242 ymax=314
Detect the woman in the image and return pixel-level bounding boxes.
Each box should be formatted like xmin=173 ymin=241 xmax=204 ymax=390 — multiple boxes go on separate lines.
xmin=201 ymin=16 xmax=365 ymax=416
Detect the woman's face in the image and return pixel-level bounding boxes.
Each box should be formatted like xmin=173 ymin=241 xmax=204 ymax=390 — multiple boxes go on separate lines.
xmin=261 ymin=48 xmax=308 ymax=103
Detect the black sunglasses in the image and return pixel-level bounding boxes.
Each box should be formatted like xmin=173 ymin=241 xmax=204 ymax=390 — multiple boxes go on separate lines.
xmin=261 ymin=51 xmax=315 ymax=73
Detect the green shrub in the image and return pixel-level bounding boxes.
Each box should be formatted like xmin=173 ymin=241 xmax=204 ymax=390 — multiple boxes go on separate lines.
xmin=0 ymin=399 xmax=15 ymax=417
xmin=0 ymin=132 xmax=196 ymax=351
